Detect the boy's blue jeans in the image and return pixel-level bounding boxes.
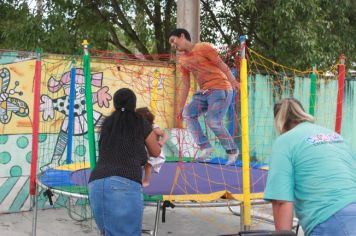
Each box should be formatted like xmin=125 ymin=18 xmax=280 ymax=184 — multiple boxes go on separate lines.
xmin=183 ymin=89 xmax=237 ymax=154
xmin=309 ymin=202 xmax=356 ymax=236
xmin=88 ymin=176 xmax=144 ymax=236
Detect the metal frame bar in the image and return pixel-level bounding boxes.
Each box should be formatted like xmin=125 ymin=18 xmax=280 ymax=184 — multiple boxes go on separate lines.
xmin=35 ymin=179 xmax=287 ymax=236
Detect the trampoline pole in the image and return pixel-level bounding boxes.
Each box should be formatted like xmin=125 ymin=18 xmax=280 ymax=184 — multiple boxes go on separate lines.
xmin=240 ymin=203 xmax=243 ymax=231
xmin=240 ymin=203 xmax=251 ymax=231
xmin=153 ymin=200 xmax=161 ymax=236
xmin=31 ymin=184 xmax=39 ymax=236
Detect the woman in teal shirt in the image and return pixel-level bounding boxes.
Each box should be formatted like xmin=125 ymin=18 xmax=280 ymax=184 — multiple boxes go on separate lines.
xmin=264 ymin=98 xmax=356 ymax=236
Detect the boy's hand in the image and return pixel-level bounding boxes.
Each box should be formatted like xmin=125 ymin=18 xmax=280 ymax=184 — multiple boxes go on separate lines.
xmin=176 ymin=108 xmax=184 ymax=120
xmin=231 ymin=81 xmax=240 ymax=90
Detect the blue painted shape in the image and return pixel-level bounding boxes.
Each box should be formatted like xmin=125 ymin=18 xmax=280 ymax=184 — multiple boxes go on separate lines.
xmin=40 ymin=169 xmax=73 ymax=187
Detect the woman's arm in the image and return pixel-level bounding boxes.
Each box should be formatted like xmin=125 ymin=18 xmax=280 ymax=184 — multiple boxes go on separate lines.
xmin=271 ymin=200 xmax=294 ymax=231
xmin=145 ymin=131 xmax=161 ymax=157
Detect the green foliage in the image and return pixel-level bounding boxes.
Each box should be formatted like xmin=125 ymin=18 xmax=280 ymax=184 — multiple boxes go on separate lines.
xmin=0 ymin=0 xmax=354 ymax=70
xmin=81 ymin=0 xmax=176 ymax=56
xmin=0 ymin=1 xmax=40 ymax=50
xmin=200 ymin=0 xmax=356 ymax=70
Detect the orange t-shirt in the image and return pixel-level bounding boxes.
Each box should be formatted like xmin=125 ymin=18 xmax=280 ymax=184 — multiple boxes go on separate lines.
xmin=178 ymin=42 xmax=232 ymax=91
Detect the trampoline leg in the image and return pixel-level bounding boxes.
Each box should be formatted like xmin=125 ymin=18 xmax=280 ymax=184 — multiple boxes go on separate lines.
xmin=240 ymin=204 xmax=244 ymax=231
xmin=153 ymin=200 xmax=161 ymax=236
xmin=142 ymin=200 xmax=161 ymax=236
xmin=240 ymin=203 xmax=251 ymax=231
xmin=31 ymin=184 xmax=39 ymax=236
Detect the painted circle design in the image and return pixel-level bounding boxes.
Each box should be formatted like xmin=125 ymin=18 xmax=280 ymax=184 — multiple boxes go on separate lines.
xmin=75 ymin=145 xmax=86 ymax=156
xmin=0 ymin=151 xmax=11 ymax=164
xmin=0 ymin=135 xmax=8 ymax=144
xmin=38 ymin=134 xmax=47 ymax=143
xmin=16 ymin=136 xmax=29 ymax=149
xmin=26 ymin=151 xmax=32 ymax=164
xmin=10 ymin=165 xmax=22 ymax=177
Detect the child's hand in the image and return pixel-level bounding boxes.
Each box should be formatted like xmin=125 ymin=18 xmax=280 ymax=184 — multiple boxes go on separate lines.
xmin=158 ymin=140 xmax=164 ymax=147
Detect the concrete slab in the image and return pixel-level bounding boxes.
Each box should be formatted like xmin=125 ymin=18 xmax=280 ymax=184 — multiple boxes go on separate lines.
xmin=0 ymin=204 xmax=303 ymax=236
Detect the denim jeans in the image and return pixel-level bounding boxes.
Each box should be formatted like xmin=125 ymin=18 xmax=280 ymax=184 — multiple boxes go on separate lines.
xmin=309 ymin=202 xmax=356 ymax=236
xmin=88 ymin=176 xmax=144 ymax=236
xmin=183 ymin=89 xmax=237 ymax=153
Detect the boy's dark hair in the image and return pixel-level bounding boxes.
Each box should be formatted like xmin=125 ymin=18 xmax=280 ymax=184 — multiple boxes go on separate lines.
xmin=136 ymin=107 xmax=155 ymax=125
xmin=168 ymin=28 xmax=191 ymax=41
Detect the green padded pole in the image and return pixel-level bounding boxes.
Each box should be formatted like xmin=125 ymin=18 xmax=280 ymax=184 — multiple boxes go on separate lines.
xmin=82 ymin=39 xmax=96 ymax=170
xmin=309 ymin=64 xmax=317 ymax=116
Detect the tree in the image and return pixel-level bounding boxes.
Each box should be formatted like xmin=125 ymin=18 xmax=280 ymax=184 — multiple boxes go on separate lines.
xmin=0 ymin=1 xmax=41 ymax=51
xmin=200 ymin=0 xmax=356 ymax=70
xmin=83 ymin=0 xmax=176 ymax=57
xmin=0 ymin=0 xmax=354 ymax=70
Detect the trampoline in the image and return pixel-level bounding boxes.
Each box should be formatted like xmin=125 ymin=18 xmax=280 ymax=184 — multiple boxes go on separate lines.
xmin=37 ymin=161 xmax=269 ymax=235
xmin=38 ymin=161 xmax=268 ymax=201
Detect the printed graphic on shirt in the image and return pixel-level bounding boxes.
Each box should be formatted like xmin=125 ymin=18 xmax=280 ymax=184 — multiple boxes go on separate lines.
xmin=306 ymin=133 xmax=344 ymax=146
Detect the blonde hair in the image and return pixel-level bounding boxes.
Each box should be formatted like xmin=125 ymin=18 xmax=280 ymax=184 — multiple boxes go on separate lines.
xmin=274 ymin=98 xmax=314 ymax=134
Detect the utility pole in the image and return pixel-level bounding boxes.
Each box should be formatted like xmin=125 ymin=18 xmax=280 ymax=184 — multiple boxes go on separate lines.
xmin=174 ymin=0 xmax=200 ymax=127
xmin=177 ymin=0 xmax=200 ymax=43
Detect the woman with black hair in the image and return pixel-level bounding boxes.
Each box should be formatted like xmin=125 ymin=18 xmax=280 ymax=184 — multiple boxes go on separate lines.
xmin=88 ymin=88 xmax=161 ymax=236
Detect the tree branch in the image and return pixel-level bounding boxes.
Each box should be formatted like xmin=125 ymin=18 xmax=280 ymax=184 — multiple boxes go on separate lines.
xmin=107 ymin=26 xmax=134 ymax=54
xmin=201 ymin=0 xmax=231 ymax=45
xmin=110 ymin=0 xmax=151 ymax=56
xmin=163 ymin=0 xmax=174 ymax=51
xmin=253 ymin=32 xmax=271 ymax=50
xmin=136 ymin=0 xmax=155 ymax=22
xmin=153 ymin=0 xmax=164 ymax=53
xmin=87 ymin=1 xmax=134 ymax=54
xmin=231 ymin=7 xmax=244 ymax=36
xmin=136 ymin=0 xmax=165 ymax=54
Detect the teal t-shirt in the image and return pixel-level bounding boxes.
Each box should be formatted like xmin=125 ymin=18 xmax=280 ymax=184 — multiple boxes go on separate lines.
xmin=264 ymin=122 xmax=356 ymax=235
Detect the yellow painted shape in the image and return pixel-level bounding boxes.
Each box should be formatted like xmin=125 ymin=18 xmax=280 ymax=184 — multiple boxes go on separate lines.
xmin=54 ymin=162 xmax=90 ymax=171
xmin=0 ymin=101 xmax=6 ymax=109
xmin=150 ymin=69 xmax=159 ymax=114
xmin=2 ymin=58 xmax=176 ymax=135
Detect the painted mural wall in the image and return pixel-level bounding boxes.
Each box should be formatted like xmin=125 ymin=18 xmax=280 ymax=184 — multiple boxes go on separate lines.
xmin=0 ymin=50 xmax=355 ymax=214
xmin=0 ymin=51 xmax=176 ymax=213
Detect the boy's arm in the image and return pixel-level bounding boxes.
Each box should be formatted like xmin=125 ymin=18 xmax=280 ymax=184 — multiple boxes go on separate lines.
xmin=216 ymin=58 xmax=240 ymax=90
xmin=205 ymin=44 xmax=240 ymax=90
xmin=177 ymin=68 xmax=191 ymax=120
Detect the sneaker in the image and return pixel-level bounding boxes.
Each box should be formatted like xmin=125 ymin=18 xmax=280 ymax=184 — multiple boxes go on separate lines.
xmin=226 ymin=150 xmax=239 ymax=165
xmin=197 ymin=147 xmax=214 ymax=161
